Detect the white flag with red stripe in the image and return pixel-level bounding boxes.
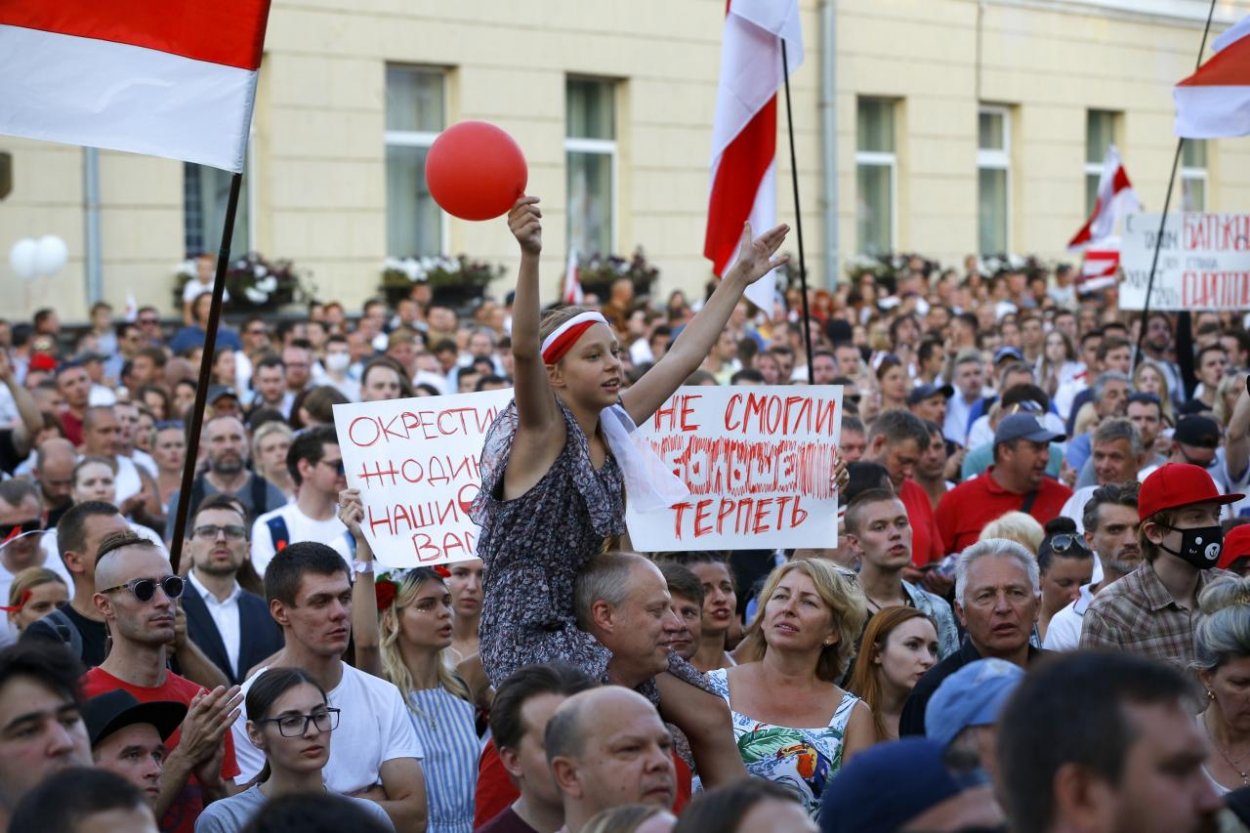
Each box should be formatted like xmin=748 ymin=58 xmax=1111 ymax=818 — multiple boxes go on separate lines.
xmin=1067 ymin=145 xmax=1140 ymax=250
xmin=1078 ymin=238 xmax=1121 ymax=295
xmin=704 ymin=0 xmax=803 ymax=312
xmin=0 ymin=0 xmax=271 ymax=172
xmin=1175 ymin=13 xmax=1250 ymax=138
xmin=563 ymin=248 xmax=584 ymax=305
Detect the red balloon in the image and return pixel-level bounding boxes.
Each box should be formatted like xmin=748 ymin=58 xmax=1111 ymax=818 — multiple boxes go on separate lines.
xmin=425 ymin=121 xmax=528 ymax=221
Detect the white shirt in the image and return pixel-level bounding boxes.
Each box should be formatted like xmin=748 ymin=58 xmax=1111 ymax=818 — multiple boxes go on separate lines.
xmin=131 ymin=450 xmax=158 ymax=478
xmin=231 ymin=663 xmax=424 ymax=791
xmin=1043 ymin=584 xmax=1096 ymax=652
xmin=944 ymin=393 xmax=978 ymax=446
xmin=187 ymin=571 xmax=243 ymax=678
xmin=112 ymin=455 xmax=144 ymax=505
xmin=249 ymin=502 xmax=352 ymax=576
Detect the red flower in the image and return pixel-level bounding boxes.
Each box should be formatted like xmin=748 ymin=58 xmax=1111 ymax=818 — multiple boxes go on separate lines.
xmin=374 ymin=579 xmax=398 ymax=610
xmin=433 ymin=565 xmax=452 ymax=579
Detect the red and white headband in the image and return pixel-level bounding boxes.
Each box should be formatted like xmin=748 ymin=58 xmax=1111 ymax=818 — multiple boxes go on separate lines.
xmin=541 ymin=311 xmax=610 ymax=364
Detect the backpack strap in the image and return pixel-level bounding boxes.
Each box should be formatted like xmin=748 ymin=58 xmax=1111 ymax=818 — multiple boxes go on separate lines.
xmin=266 ymin=515 xmax=291 ymax=555
xmin=249 ymin=473 xmax=269 ymax=517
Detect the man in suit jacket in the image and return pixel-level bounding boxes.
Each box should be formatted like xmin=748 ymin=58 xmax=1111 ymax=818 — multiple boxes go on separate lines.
xmin=181 ymin=494 xmax=283 ymax=685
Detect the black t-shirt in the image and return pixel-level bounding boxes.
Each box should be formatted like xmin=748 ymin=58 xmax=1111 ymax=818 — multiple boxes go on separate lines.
xmin=0 ymin=429 xmax=22 ymax=476
xmin=24 ymin=603 xmax=109 ymax=667
xmin=478 ymin=808 xmax=538 ymax=833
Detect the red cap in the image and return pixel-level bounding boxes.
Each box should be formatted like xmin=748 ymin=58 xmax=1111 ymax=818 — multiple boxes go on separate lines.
xmin=1139 ymin=463 xmax=1243 ymax=522
xmin=1221 ymin=525 xmax=1250 ymax=570
xmin=28 ymin=353 xmax=57 ymax=372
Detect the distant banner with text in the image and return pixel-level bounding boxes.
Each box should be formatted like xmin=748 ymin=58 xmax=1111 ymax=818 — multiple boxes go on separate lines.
xmin=625 ymin=386 xmax=843 ymax=551
xmin=1121 ymin=212 xmax=1250 ymax=310
xmin=333 ymin=390 xmax=512 ymax=568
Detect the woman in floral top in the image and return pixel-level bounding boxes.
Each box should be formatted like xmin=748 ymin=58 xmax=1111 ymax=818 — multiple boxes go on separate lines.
xmin=708 ymin=559 xmax=874 ymax=816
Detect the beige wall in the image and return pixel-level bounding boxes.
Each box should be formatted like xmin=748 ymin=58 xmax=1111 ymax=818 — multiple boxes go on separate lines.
xmin=1 ymin=0 xmax=1247 ymax=322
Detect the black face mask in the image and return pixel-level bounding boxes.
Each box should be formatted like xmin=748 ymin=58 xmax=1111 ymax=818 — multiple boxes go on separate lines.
xmin=1158 ymin=523 xmax=1224 ymax=569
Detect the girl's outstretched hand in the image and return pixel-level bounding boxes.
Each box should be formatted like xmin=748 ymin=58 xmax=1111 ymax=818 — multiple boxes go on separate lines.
xmin=730 ymin=222 xmax=790 ymax=285
xmin=509 ymin=196 xmax=542 ymax=256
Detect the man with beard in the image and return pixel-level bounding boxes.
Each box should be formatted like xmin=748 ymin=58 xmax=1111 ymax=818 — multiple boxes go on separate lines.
xmin=33 ymin=437 xmax=76 ymax=528
xmin=163 ymin=416 xmax=285 ymax=542
xmin=180 ymin=496 xmax=283 ymax=686
xmin=1043 ymin=483 xmax=1140 ymax=651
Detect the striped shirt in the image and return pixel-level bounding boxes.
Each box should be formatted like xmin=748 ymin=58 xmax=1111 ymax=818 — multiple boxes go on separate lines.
xmin=407 ymin=687 xmax=480 ymax=833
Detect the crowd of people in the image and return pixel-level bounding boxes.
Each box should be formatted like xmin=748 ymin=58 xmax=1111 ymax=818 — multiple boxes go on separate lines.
xmin=0 ymin=197 xmax=1249 ymax=833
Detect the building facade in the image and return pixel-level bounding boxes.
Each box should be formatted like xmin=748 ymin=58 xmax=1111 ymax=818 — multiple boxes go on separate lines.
xmin=1 ymin=0 xmax=1247 ymax=321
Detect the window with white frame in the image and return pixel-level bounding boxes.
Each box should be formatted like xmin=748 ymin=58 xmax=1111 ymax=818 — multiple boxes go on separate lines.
xmin=385 ymin=66 xmax=445 ymax=257
xmin=978 ymin=106 xmax=1010 ymax=255
xmin=184 ymin=162 xmax=250 ymax=257
xmin=566 ymin=78 xmax=616 ymax=258
xmin=1085 ymin=109 xmax=1120 ymax=215
xmin=856 ymin=98 xmax=896 ymax=256
xmin=1182 ymin=139 xmax=1207 ymax=212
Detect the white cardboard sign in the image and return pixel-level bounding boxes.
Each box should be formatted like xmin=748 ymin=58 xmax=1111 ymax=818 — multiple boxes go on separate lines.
xmin=333 ymin=389 xmax=513 ymax=568
xmin=625 ymin=385 xmax=843 ymax=551
xmin=1120 ymin=212 xmax=1250 ymax=310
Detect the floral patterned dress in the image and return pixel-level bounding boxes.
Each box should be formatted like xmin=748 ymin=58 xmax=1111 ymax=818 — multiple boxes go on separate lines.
xmin=705 ymin=668 xmax=859 ymax=817
xmin=470 ymin=399 xmax=708 ymax=695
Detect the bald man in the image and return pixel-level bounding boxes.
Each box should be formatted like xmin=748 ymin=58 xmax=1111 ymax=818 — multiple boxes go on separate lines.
xmin=34 ymin=437 xmax=77 ymax=526
xmin=545 ymin=687 xmax=677 ymax=833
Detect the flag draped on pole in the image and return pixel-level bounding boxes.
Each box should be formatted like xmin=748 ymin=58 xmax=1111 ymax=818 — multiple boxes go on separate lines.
xmin=1067 ymin=145 xmax=1140 ymax=250
xmin=704 ymin=0 xmax=803 ymax=313
xmin=563 ymin=248 xmax=584 ymax=305
xmin=1174 ymin=13 xmax=1250 ymax=138
xmin=0 ymin=0 xmax=271 ymax=172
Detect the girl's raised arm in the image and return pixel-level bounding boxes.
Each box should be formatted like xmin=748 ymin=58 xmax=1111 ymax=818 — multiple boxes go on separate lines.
xmin=622 ymin=222 xmax=789 ymax=425
xmin=507 ymin=197 xmax=562 ymax=436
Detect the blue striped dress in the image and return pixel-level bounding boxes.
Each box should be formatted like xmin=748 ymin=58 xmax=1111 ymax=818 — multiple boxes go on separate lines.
xmin=407 ymin=687 xmax=479 ymax=833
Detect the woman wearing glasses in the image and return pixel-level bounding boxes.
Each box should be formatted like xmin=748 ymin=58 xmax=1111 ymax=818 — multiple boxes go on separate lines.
xmin=194 ymin=668 xmax=394 ymax=832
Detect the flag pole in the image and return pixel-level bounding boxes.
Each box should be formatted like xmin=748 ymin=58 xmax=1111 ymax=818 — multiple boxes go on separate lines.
xmin=1132 ymin=0 xmax=1218 ymax=375
xmin=168 ymin=172 xmax=243 ymax=574
xmin=781 ymin=39 xmax=815 ymax=386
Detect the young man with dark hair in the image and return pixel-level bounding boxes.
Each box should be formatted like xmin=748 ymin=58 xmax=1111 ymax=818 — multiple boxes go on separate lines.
xmin=997 ymin=651 xmax=1221 ymax=833
xmin=477 ymin=663 xmax=598 ymax=833
xmin=1081 ymin=463 xmax=1242 ymax=666
xmin=249 ymin=425 xmax=351 ymax=575
xmin=10 ymin=767 xmax=158 ymax=833
xmin=83 ymin=689 xmax=186 ymax=809
xmin=248 ymin=355 xmax=291 ymax=418
xmin=863 ymin=410 xmax=945 ymax=567
xmin=0 ymin=642 xmax=93 ymax=829
xmin=231 ymin=541 xmax=427 ymax=833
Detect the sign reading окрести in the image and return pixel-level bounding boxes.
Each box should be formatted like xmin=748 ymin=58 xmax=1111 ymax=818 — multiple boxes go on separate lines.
xmin=333 ymin=389 xmax=513 ymax=568
xmin=625 ymin=385 xmax=843 ymax=551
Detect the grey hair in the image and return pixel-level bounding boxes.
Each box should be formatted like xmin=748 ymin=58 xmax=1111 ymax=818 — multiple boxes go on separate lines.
xmin=955 ymin=538 xmax=1041 ymax=606
xmin=1091 ymin=370 xmax=1131 ymax=399
xmin=1092 ymin=417 xmax=1142 ymax=457
xmin=1194 ymin=576 xmax=1250 ymax=672
xmin=573 ymin=551 xmax=649 ymax=630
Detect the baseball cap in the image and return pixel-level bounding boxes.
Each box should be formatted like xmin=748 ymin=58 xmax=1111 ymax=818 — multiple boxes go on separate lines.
xmin=29 ymin=353 xmax=59 ymax=373
xmin=206 ymin=384 xmax=239 ymax=405
xmin=993 ymin=346 xmax=1023 ymax=364
xmin=83 ymin=690 xmax=186 ymax=747
xmin=1174 ymin=415 xmax=1222 ymax=449
xmin=1138 ymin=462 xmax=1243 ymax=521
xmin=1219 ymin=525 xmax=1250 ymax=570
xmin=994 ymin=413 xmax=1065 ymax=446
xmin=925 ymin=659 xmax=1025 ymax=748
xmin=819 ymin=738 xmax=971 ymax=833
xmin=907 ymin=383 xmax=954 ymax=406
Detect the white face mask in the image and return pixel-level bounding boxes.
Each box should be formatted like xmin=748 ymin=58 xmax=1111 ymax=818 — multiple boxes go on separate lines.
xmin=324 ymin=353 xmax=350 ymax=373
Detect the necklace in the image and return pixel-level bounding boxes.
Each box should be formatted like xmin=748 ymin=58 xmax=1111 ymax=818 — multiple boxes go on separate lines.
xmin=1204 ymin=709 xmax=1250 ymax=786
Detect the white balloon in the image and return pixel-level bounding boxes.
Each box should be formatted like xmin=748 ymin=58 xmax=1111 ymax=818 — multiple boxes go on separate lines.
xmin=34 ymin=235 xmax=68 ymax=277
xmin=8 ymin=238 xmax=38 ymax=281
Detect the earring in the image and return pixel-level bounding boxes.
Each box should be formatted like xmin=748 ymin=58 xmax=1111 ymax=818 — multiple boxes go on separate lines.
xmin=1209 ymin=689 xmax=1217 ymax=701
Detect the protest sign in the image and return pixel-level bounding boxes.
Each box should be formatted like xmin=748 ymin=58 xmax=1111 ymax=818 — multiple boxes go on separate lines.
xmin=333 ymin=389 xmax=512 ymax=568
xmin=1121 ymin=212 xmax=1250 ymax=310
xmin=625 ymin=386 xmax=843 ymax=551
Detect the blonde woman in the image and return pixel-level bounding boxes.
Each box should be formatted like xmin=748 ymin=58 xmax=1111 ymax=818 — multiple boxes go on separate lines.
xmin=978 ymin=511 xmax=1045 ymax=554
xmin=714 ymin=559 xmax=873 ymax=817
xmin=1215 ymin=372 xmax=1248 ymax=428
xmin=1133 ymin=361 xmax=1176 ymax=425
xmin=251 ymin=421 xmax=295 ymax=499
xmin=341 ymin=492 xmax=478 ymax=833
xmin=3 ymin=567 xmax=68 ymax=635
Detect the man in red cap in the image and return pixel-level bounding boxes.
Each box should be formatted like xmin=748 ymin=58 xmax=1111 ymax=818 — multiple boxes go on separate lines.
xmin=1080 ymin=463 xmax=1243 ymax=668
xmin=1219 ymin=524 xmax=1250 ymax=576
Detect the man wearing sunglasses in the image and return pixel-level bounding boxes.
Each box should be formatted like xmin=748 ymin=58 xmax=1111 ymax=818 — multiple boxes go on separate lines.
xmin=250 ymin=426 xmax=352 ymax=577
xmin=182 ymin=496 xmax=283 ymax=686
xmin=82 ymin=531 xmax=243 ymax=833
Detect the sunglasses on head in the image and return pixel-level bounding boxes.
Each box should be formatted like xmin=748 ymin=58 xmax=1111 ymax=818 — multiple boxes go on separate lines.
xmin=1047 ymin=534 xmax=1090 ymax=556
xmin=99 ymin=575 xmax=185 ymax=603
xmin=2 ymin=519 xmax=43 ymax=544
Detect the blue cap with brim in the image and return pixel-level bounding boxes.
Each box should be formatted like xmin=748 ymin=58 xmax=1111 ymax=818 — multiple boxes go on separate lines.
xmin=925 ymin=658 xmax=1025 ymax=748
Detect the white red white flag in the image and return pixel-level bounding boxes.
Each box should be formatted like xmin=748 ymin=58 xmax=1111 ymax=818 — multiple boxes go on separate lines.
xmin=563 ymin=248 xmax=584 ymax=305
xmin=1078 ymin=238 xmax=1121 ymax=295
xmin=1067 ymin=145 xmax=1140 ymax=250
xmin=704 ymin=0 xmax=803 ymax=312
xmin=0 ymin=0 xmax=271 ymax=172
xmin=1175 ymin=14 xmax=1250 ymax=138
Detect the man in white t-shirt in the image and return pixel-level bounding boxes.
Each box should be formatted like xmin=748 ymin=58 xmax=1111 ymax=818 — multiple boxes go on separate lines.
xmin=230 ymin=541 xmax=426 ymax=832
xmin=250 ymin=426 xmax=352 ymax=575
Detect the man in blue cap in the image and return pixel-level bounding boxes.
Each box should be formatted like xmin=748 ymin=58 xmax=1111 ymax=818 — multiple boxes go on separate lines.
xmin=819 ymin=738 xmax=1003 ymax=833
xmin=925 ymin=658 xmax=1024 ymax=783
